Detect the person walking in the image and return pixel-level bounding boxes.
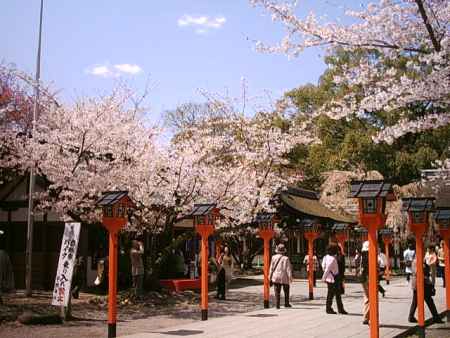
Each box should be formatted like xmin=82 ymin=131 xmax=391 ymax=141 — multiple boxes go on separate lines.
xmin=303 ymin=251 xmax=319 ymax=287
xmin=216 ymin=246 xmax=233 ymax=300
xmin=335 ymin=246 xmax=348 ymax=314
xmin=425 ymin=244 xmax=438 ymax=286
xmin=359 ymin=241 xmax=370 ymax=325
xmin=269 ymin=243 xmax=293 ymax=309
xmin=322 ymin=244 xmax=346 ymax=314
xmin=438 ymin=240 xmax=446 ymax=287
xmin=404 ymin=243 xmax=415 ymax=283
xmin=130 ymin=240 xmax=144 ymax=297
xmin=408 ymin=259 xmax=443 ymax=323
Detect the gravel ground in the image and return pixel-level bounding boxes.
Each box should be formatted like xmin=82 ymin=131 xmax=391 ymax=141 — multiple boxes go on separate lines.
xmin=0 ymin=278 xmax=269 ymax=338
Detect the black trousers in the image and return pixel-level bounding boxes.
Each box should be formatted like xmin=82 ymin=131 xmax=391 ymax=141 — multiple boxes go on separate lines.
xmin=216 ymin=268 xmax=226 ymax=299
xmin=438 ymin=266 xmax=446 ymax=287
xmin=409 ymin=290 xmax=440 ymax=320
xmin=274 ymin=283 xmax=290 ymax=308
xmin=326 ymin=282 xmax=345 ymax=312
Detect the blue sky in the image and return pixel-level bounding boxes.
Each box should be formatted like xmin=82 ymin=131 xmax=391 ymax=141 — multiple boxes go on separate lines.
xmin=2 ymin=1 xmax=355 ymax=121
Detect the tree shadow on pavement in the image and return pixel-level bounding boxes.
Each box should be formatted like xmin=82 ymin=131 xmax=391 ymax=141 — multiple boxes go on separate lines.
xmin=157 ymin=329 xmax=204 ymax=336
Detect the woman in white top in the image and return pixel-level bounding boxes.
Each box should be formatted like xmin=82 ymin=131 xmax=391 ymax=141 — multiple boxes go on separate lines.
xmin=322 ymin=244 xmax=346 ymax=314
xmin=269 ymin=243 xmax=293 ymax=309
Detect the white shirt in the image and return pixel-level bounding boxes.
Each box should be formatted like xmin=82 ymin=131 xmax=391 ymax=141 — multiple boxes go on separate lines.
xmin=378 ymin=252 xmax=387 ymax=268
xmin=322 ymin=254 xmax=338 ymax=283
xmin=404 ymin=249 xmax=415 ymax=274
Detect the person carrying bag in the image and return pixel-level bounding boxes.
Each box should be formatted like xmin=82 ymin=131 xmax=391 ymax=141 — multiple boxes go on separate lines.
xmin=269 ymin=244 xmax=293 ymax=309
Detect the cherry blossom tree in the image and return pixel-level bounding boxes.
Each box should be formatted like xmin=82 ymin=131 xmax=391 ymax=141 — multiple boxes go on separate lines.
xmin=20 ymin=86 xmax=161 ymax=222
xmin=249 ymin=0 xmax=450 ymax=144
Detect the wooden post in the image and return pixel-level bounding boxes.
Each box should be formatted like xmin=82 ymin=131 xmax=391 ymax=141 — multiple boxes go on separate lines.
xmin=196 ymin=224 xmax=214 ymax=320
xmin=335 ymin=233 xmax=347 ymax=256
xmin=368 ymin=225 xmax=379 ymax=338
xmin=384 ymin=239 xmax=391 ymax=285
xmin=444 ymin=239 xmax=450 ymax=322
xmin=259 ymin=228 xmax=274 ymax=308
xmin=307 ymin=238 xmax=314 ymax=300
xmin=108 ymin=230 xmax=118 ymax=338
xmin=414 ymin=230 xmax=426 ymax=337
xmin=304 ymin=232 xmax=319 ymax=300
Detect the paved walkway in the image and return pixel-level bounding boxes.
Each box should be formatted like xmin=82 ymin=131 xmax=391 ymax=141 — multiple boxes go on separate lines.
xmin=120 ymin=277 xmax=448 ymax=338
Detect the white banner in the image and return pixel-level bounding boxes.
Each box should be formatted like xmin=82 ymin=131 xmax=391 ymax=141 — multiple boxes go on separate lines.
xmin=51 ymin=222 xmax=81 ymax=307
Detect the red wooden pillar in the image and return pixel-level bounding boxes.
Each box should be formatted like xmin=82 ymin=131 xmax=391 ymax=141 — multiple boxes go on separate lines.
xmin=335 ymin=231 xmax=348 ymax=259
xmin=304 ymin=232 xmax=319 ymax=300
xmin=259 ymin=228 xmax=274 ymax=308
xmin=415 ymin=229 xmax=426 ymax=336
xmin=384 ymin=240 xmax=391 ymax=284
xmin=368 ymin=225 xmax=380 ymax=338
xmin=438 ymin=220 xmax=450 ymax=322
xmin=107 ymin=230 xmax=119 ymax=337
xmin=445 ymin=239 xmax=450 ymax=322
xmin=380 ymin=229 xmax=393 ymax=285
xmin=196 ymin=224 xmax=214 ymax=320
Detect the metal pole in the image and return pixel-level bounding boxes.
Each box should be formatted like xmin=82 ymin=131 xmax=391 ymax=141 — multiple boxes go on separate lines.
xmin=25 ymin=0 xmax=44 ymax=297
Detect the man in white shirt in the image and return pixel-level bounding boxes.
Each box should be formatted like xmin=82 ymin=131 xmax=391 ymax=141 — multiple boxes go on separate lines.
xmin=404 ymin=243 xmax=416 ymax=283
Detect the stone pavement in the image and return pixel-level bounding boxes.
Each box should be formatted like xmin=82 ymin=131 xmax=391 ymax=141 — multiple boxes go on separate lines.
xmin=120 ymin=277 xmax=449 ymax=338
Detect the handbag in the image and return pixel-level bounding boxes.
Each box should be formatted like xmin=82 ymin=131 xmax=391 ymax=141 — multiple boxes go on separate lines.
xmin=269 ymin=256 xmax=283 ymax=287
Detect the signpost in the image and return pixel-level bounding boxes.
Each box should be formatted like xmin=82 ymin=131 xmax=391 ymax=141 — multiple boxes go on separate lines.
xmin=52 ymin=222 xmax=81 ymax=315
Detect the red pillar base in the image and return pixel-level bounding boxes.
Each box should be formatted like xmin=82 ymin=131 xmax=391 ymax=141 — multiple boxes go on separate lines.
xmin=416 ymin=325 xmax=425 ymax=338
xmin=108 ymin=323 xmax=116 ymax=338
xmin=201 ymin=309 xmax=208 ymax=321
xmin=447 ymin=311 xmax=450 ymax=322
xmin=264 ymin=300 xmax=269 ymax=309
xmin=309 ymin=291 xmax=313 ymax=300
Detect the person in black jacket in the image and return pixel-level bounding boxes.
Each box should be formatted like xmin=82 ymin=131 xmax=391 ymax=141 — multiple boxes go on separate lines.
xmin=335 ymin=245 xmax=348 ymax=314
xmin=408 ymin=261 xmax=443 ymax=323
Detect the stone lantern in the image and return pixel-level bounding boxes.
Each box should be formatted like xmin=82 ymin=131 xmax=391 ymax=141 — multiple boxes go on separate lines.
xmin=97 ymin=191 xmax=135 ymax=338
xmin=191 ymin=204 xmax=219 ymax=321
xmin=402 ymin=197 xmax=435 ymax=337
xmin=256 ymin=212 xmax=277 ymax=308
xmin=350 ymin=180 xmax=395 ymax=338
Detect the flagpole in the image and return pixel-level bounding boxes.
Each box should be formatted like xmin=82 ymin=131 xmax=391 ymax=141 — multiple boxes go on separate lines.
xmin=25 ymin=0 xmax=44 ymax=297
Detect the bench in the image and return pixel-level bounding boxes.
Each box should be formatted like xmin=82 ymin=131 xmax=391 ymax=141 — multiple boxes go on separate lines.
xmin=160 ymin=278 xmax=201 ymax=292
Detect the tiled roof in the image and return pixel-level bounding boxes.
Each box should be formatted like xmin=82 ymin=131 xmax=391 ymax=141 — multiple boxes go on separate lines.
xmin=401 ymin=197 xmax=435 ymax=212
xmin=190 ymin=203 xmax=217 ymax=216
xmin=434 ymin=207 xmax=450 ymax=221
xmin=96 ymin=191 xmax=129 ymax=206
xmin=350 ymin=180 xmax=394 ymax=199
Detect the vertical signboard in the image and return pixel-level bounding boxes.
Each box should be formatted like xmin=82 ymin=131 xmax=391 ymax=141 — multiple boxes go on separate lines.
xmin=52 ymin=222 xmax=81 ymax=307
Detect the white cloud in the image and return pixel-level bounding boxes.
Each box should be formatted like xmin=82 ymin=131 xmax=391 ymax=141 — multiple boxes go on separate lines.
xmin=87 ymin=63 xmax=142 ymax=77
xmin=89 ymin=65 xmax=114 ymax=77
xmin=177 ymin=15 xmax=226 ymax=34
xmin=114 ymin=64 xmax=142 ymax=75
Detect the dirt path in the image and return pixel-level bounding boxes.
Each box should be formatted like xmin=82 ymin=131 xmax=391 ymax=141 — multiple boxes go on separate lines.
xmin=0 ymin=279 xmax=268 ymax=338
